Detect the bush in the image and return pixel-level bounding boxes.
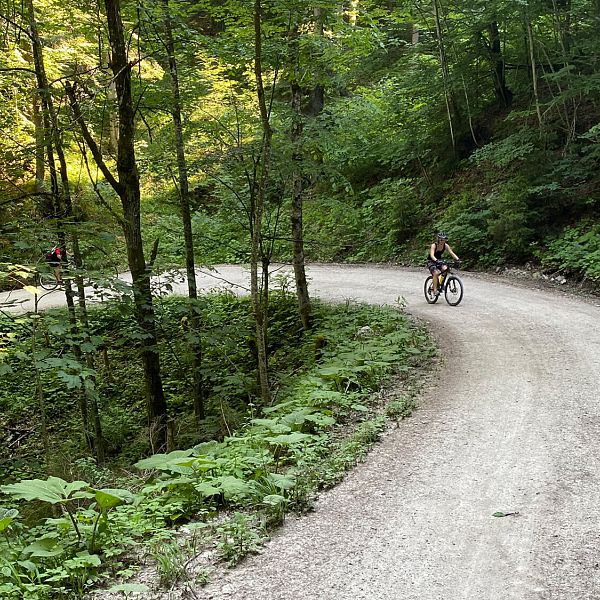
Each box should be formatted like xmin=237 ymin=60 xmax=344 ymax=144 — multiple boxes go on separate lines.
xmin=542 ymin=222 xmax=600 ymax=280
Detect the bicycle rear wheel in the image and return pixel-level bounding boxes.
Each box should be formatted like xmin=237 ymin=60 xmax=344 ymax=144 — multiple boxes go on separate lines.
xmin=38 ymin=272 xmax=60 ymax=291
xmin=424 ymin=275 xmax=439 ymax=304
xmin=444 ymin=275 xmax=463 ymax=306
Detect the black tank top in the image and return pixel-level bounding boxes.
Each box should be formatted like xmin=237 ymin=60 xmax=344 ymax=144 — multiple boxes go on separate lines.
xmin=428 ymin=243 xmax=446 ymax=261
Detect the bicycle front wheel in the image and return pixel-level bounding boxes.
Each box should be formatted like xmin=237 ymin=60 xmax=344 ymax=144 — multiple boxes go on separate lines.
xmin=444 ymin=276 xmax=464 ymax=306
xmin=424 ymin=275 xmax=439 ymax=304
xmin=38 ymin=272 xmax=59 ymax=291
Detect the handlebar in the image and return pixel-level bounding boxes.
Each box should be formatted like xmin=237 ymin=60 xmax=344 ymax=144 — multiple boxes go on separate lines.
xmin=434 ymin=260 xmax=461 ymax=269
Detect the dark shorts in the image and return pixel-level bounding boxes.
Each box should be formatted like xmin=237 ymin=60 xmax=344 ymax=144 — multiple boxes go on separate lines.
xmin=427 ymin=260 xmax=442 ymax=274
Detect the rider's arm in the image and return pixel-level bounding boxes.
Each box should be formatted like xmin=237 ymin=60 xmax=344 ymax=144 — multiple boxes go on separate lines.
xmin=446 ymin=244 xmax=460 ymax=261
xmin=429 ymin=243 xmax=437 ymax=261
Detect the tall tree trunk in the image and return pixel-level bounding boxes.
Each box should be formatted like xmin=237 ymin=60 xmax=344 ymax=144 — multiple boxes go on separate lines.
xmin=289 ymin=24 xmax=311 ymax=331
xmin=526 ymin=16 xmax=543 ymax=131
xmin=26 ymin=0 xmax=105 ymax=457
xmin=107 ymin=75 xmax=119 ymax=155
xmin=487 ymin=21 xmax=513 ymax=107
xmin=552 ymin=0 xmax=571 ymax=53
xmin=307 ymin=7 xmax=325 ymax=117
xmin=32 ymin=92 xmax=45 ymax=193
xmin=432 ymin=0 xmax=456 ymax=149
xmin=31 ymin=318 xmax=51 ymax=471
xmin=161 ymin=0 xmax=204 ymax=423
xmin=104 ymin=0 xmax=168 ymax=451
xmin=252 ymin=0 xmax=271 ymax=405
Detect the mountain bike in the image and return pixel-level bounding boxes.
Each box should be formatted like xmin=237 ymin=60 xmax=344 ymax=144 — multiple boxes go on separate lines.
xmin=424 ymin=261 xmax=464 ymax=306
xmin=35 ymin=255 xmax=66 ymax=291
xmin=36 ymin=269 xmax=62 ymax=291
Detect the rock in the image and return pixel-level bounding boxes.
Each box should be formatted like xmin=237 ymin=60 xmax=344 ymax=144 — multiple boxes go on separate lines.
xmin=356 ymin=325 xmax=374 ymax=338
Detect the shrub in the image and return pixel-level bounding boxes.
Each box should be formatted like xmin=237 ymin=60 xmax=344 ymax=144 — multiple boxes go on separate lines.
xmin=542 ymin=222 xmax=600 ymax=280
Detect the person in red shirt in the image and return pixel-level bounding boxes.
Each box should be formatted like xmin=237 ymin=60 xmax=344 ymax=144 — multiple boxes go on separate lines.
xmin=45 ymin=245 xmax=63 ymax=283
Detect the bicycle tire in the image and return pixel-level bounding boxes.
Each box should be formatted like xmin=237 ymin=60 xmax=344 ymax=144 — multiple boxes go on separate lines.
xmin=444 ymin=275 xmax=463 ymax=306
xmin=38 ymin=272 xmax=60 ymax=291
xmin=424 ymin=275 xmax=439 ymax=304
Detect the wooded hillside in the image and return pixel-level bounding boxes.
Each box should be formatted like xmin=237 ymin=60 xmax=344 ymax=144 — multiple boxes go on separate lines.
xmin=2 ymin=0 xmax=599 ymax=278
xmin=0 ymin=1 xmax=599 ymax=597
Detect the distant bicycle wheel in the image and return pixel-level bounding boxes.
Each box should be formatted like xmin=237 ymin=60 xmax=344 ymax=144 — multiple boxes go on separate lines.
xmin=424 ymin=275 xmax=439 ymax=304
xmin=444 ymin=275 xmax=463 ymax=306
xmin=38 ymin=272 xmax=60 ymax=291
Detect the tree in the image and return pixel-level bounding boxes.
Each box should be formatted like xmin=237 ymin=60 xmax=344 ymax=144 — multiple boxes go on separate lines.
xmin=68 ymin=0 xmax=169 ymax=452
xmin=251 ymin=0 xmax=272 ymax=404
xmin=25 ymin=0 xmax=105 ymax=461
xmin=160 ymin=0 xmax=205 ymax=423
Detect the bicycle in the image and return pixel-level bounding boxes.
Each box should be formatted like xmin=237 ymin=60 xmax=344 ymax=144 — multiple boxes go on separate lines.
xmin=34 ymin=254 xmax=65 ymax=292
xmin=424 ymin=261 xmax=464 ymax=306
xmin=36 ymin=268 xmax=62 ymax=291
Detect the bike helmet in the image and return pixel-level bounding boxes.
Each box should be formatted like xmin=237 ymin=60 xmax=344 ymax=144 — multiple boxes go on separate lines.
xmin=436 ymin=232 xmax=448 ymax=240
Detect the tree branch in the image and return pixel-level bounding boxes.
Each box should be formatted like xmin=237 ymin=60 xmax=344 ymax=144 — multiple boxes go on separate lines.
xmin=0 ymin=13 xmax=34 ymax=40
xmin=0 ymin=67 xmax=37 ymax=76
xmin=73 ymin=132 xmax=125 ymax=226
xmin=148 ymin=238 xmax=160 ymax=271
xmin=65 ymin=82 xmax=124 ymax=196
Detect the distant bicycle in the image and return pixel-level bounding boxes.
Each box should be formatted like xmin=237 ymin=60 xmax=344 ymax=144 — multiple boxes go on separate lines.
xmin=36 ymin=269 xmax=62 ymax=291
xmin=424 ymin=261 xmax=464 ymax=306
xmin=31 ymin=246 xmax=64 ymax=292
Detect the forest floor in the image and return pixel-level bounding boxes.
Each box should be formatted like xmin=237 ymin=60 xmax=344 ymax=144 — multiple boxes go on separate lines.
xmin=4 ymin=265 xmax=600 ymax=599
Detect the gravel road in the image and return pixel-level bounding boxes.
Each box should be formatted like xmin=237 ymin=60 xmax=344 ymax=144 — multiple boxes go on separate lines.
xmin=196 ymin=265 xmax=600 ymax=600
xmin=6 ymin=264 xmax=600 ymax=599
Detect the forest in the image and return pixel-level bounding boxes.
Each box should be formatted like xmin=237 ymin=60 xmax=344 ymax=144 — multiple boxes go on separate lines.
xmin=0 ymin=0 xmax=599 ymax=597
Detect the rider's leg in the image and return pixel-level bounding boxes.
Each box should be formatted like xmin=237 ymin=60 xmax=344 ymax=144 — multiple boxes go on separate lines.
xmin=432 ymin=269 xmax=440 ymax=294
xmin=439 ymin=264 xmax=448 ymax=289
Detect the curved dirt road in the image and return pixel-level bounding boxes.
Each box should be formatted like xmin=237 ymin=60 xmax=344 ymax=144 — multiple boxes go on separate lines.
xmin=6 ymin=265 xmax=600 ymax=599
xmin=195 ymin=265 xmax=600 ymax=600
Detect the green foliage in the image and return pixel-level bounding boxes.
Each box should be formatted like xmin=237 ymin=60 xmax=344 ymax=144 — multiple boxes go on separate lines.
xmin=0 ymin=299 xmax=432 ymax=597
xmin=150 ymin=540 xmax=189 ymax=588
xmin=542 ymin=223 xmax=600 ymax=280
xmin=385 ymin=396 xmax=416 ymax=422
xmin=470 ymin=131 xmax=538 ymax=171
xmin=0 ymin=477 xmax=91 ymax=505
xmin=216 ymin=513 xmax=264 ymax=566
xmin=0 ymin=475 xmax=136 ymax=599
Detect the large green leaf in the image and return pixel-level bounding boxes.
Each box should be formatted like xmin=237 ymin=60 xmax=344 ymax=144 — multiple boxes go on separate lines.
xmin=216 ymin=476 xmax=254 ymax=500
xmin=23 ymin=538 xmax=66 ymax=558
xmin=134 ymin=449 xmax=196 ymax=472
xmin=304 ymin=413 xmax=336 ymax=427
xmin=194 ymin=482 xmax=221 ymax=497
xmin=94 ymin=488 xmax=136 ymax=512
xmin=1 ymin=476 xmax=92 ymax=504
xmin=267 ymin=432 xmax=312 ymax=445
xmin=262 ymin=494 xmax=287 ymax=507
xmin=64 ymin=551 xmax=102 ymax=569
xmin=265 ymin=473 xmax=296 ymax=490
xmin=251 ymin=418 xmax=291 ymax=434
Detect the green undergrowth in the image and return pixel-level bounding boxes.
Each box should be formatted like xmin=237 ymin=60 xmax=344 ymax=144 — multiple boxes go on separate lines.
xmin=0 ymin=298 xmax=433 ymax=598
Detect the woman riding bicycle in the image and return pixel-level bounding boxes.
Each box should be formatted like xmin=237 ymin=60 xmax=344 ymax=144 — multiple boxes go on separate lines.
xmin=427 ymin=232 xmax=460 ymax=297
